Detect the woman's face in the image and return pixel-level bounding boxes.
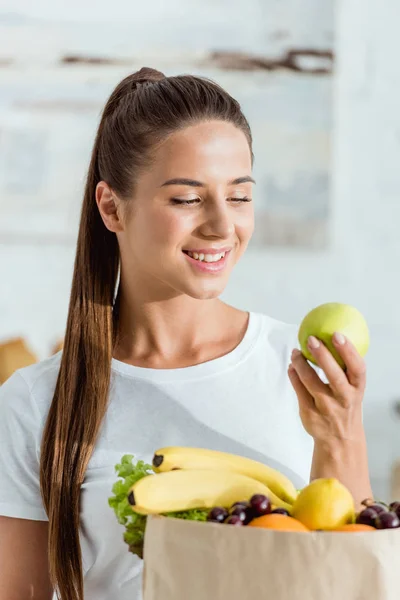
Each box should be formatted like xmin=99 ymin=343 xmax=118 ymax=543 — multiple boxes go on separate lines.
xmin=117 ymin=120 xmax=254 ymax=300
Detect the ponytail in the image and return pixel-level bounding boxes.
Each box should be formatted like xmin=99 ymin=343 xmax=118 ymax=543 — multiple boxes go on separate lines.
xmin=40 ymin=142 xmax=119 ymax=599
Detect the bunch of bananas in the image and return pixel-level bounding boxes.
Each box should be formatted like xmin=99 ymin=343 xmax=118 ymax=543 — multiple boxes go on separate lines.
xmin=128 ymin=447 xmax=297 ymax=515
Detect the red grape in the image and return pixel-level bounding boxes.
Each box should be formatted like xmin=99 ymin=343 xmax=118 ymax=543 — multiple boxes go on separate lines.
xmin=207 ymin=507 xmax=229 ymax=523
xmin=389 ymin=501 xmax=400 ymax=518
xmin=356 ymin=508 xmax=379 ymax=527
xmin=225 ymin=515 xmax=244 ymax=526
xmin=250 ymin=494 xmax=271 ymax=516
xmin=231 ymin=501 xmax=249 ymax=510
xmin=229 ymin=505 xmax=254 ymax=524
xmin=271 ymin=508 xmax=290 ymax=516
xmin=230 ymin=506 xmax=247 ymax=521
xmin=375 ymin=512 xmax=400 ymax=529
xmin=368 ymin=504 xmax=387 ymax=515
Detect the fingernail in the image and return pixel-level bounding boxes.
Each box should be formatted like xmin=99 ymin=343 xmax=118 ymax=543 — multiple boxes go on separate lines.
xmin=288 ymin=363 xmax=295 ymax=372
xmin=333 ymin=332 xmax=346 ymax=345
xmin=291 ymin=348 xmax=301 ymax=359
xmin=307 ymin=336 xmax=320 ymax=350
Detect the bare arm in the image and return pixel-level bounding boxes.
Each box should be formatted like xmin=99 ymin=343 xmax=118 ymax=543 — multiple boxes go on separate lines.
xmin=310 ymin=436 xmax=372 ymax=506
xmin=289 ymin=333 xmax=372 ymax=508
xmin=0 ymin=517 xmax=53 ymax=600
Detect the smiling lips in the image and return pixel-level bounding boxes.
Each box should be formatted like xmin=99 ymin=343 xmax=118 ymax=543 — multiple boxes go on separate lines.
xmin=183 ymin=248 xmax=231 ymax=273
xmin=186 ymin=250 xmax=226 ymax=263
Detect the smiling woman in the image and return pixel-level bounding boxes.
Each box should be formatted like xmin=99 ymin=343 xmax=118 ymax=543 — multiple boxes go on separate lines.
xmin=0 ymin=66 xmax=371 ymax=600
xmin=96 ymin=118 xmax=255 ymax=306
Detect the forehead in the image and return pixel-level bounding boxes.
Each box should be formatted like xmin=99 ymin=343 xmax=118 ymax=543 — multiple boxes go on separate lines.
xmin=148 ymin=121 xmax=252 ymax=186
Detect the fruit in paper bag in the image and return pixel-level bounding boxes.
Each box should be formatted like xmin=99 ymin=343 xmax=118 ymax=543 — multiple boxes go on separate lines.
xmin=248 ymin=513 xmax=310 ymax=532
xmin=152 ymin=446 xmax=298 ymax=504
xmin=374 ymin=512 xmax=400 ymax=529
xmin=249 ymin=493 xmax=272 ymax=515
xmin=389 ymin=501 xmax=400 ymax=515
xmin=225 ymin=515 xmax=245 ymax=526
xmin=356 ymin=507 xmax=381 ymax=526
xmin=207 ymin=507 xmax=229 ymax=523
xmin=128 ymin=468 xmax=292 ymax=515
xmin=298 ymin=302 xmax=370 ymax=368
xmin=229 ymin=504 xmax=254 ymax=524
xmin=291 ymin=478 xmax=355 ymax=530
xmin=332 ymin=524 xmax=375 ymax=532
xmin=208 ymin=493 xmax=276 ymax=525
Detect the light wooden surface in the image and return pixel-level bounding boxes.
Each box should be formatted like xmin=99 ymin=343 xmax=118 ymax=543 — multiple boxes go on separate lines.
xmin=0 ymin=338 xmax=38 ymax=384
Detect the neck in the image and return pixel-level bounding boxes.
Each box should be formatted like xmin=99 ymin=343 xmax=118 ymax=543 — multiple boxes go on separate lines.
xmin=119 ymin=292 xmax=221 ymax=347
xmin=113 ymin=280 xmax=247 ymax=368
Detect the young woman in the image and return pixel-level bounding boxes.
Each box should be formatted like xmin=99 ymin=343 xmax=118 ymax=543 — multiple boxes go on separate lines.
xmin=0 ymin=67 xmax=371 ymax=600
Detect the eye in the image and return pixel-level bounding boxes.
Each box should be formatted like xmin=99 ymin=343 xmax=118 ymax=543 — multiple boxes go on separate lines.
xmin=228 ymin=196 xmax=252 ymax=203
xmin=171 ymin=198 xmax=200 ymax=206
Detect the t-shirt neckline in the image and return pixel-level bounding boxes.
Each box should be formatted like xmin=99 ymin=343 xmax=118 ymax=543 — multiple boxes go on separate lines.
xmin=110 ymin=311 xmax=262 ymax=382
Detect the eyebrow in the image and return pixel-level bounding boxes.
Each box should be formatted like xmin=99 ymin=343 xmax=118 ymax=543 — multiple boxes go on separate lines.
xmin=160 ymin=176 xmax=256 ymax=187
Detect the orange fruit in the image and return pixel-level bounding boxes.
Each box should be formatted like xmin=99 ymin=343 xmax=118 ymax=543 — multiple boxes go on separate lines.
xmin=248 ymin=514 xmax=310 ymax=532
xmin=331 ymin=523 xmax=375 ymax=532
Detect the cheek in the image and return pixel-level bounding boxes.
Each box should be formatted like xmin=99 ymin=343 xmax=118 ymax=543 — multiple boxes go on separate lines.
xmin=236 ymin=208 xmax=255 ymax=241
xmin=134 ymin=207 xmax=192 ymax=249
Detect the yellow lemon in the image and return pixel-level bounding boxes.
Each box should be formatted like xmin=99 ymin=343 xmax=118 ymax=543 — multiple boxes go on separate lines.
xmin=292 ymin=478 xmax=355 ymax=530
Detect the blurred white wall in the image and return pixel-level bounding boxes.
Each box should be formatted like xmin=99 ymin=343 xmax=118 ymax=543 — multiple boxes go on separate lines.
xmin=0 ymin=0 xmax=399 ymax=497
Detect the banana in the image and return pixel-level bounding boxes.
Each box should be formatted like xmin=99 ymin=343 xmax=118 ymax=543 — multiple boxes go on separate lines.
xmin=152 ymin=446 xmax=298 ymax=505
xmin=128 ymin=468 xmax=292 ymax=515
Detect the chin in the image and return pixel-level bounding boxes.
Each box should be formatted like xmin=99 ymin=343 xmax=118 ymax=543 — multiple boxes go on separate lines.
xmin=193 ymin=289 xmax=223 ymax=300
xmin=183 ymin=280 xmax=227 ymax=301
xmin=167 ymin=264 xmax=233 ymax=300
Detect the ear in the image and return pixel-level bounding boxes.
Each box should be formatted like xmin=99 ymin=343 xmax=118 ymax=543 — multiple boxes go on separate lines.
xmin=96 ymin=181 xmax=124 ymax=233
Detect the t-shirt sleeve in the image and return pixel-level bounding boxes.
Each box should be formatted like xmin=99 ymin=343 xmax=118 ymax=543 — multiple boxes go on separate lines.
xmin=0 ymin=371 xmax=48 ymax=521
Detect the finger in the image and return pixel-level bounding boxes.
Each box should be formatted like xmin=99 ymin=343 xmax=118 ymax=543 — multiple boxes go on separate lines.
xmin=288 ymin=364 xmax=315 ymax=413
xmin=331 ymin=332 xmax=367 ymax=389
xmin=291 ymin=349 xmax=329 ymax=399
xmin=306 ymin=335 xmax=349 ymax=398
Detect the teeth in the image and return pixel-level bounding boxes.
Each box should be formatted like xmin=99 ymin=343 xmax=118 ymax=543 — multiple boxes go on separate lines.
xmin=187 ymin=251 xmax=226 ymax=263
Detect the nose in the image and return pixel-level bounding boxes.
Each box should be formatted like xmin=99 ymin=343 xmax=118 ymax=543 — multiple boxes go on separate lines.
xmin=198 ymin=201 xmax=235 ymax=240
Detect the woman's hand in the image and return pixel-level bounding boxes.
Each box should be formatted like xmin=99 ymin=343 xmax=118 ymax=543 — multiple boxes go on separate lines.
xmin=289 ymin=332 xmax=366 ymax=443
xmin=288 ymin=332 xmax=372 ymax=506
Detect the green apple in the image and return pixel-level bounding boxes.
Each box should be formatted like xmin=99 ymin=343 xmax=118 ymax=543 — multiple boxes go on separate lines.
xmin=298 ymin=302 xmax=370 ymax=369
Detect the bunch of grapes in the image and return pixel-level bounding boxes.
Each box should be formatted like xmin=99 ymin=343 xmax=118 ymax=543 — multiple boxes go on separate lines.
xmin=207 ymin=494 xmax=289 ymax=526
xmin=356 ymin=500 xmax=400 ymax=529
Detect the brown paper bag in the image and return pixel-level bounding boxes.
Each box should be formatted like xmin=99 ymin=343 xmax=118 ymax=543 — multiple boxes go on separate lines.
xmin=143 ymin=515 xmax=400 ymax=600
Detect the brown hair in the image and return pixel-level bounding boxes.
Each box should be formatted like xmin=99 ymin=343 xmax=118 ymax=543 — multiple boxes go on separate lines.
xmin=40 ymin=66 xmax=253 ymax=599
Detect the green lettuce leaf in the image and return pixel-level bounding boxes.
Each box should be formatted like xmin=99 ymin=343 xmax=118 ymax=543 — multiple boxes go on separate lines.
xmin=108 ymin=455 xmax=153 ymax=554
xmin=109 ymin=454 xmax=210 ymax=558
xmin=166 ymin=508 xmax=209 ymax=521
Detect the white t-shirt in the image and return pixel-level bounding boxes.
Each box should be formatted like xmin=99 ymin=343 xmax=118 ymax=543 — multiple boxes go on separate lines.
xmin=0 ymin=312 xmax=313 ymax=599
